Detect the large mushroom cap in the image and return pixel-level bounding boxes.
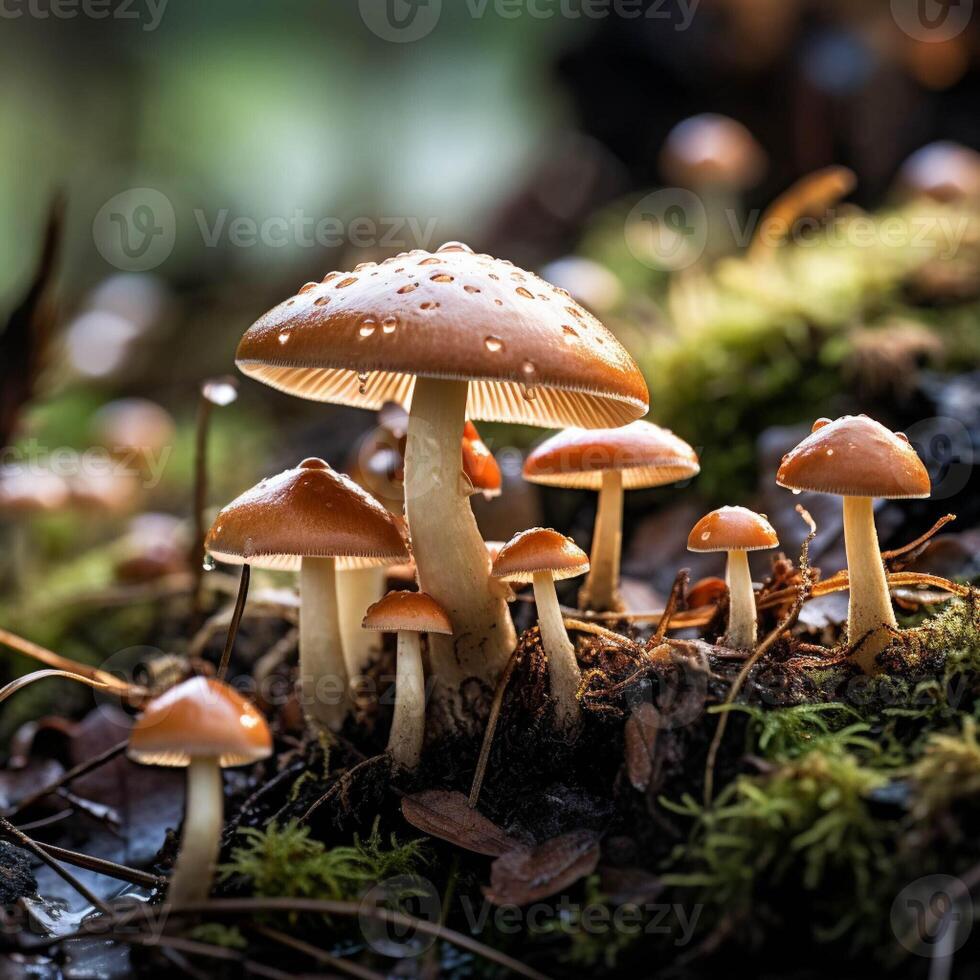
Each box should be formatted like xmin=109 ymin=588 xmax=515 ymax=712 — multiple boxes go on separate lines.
xmin=897 ymin=141 xmax=980 ymax=203
xmin=776 ymin=416 xmax=930 ymax=500
xmin=128 ymin=676 xmax=271 ymax=768
xmin=362 ymin=590 xmax=452 ymax=635
xmin=235 ymin=243 xmax=648 ymax=430
xmin=523 ymin=420 xmax=700 ymax=491
xmin=661 ymin=114 xmax=766 ymax=188
xmin=687 ymin=506 xmax=778 ymax=553
xmin=205 ymin=457 xmax=409 ymax=571
xmin=491 ymin=527 xmax=589 ymax=583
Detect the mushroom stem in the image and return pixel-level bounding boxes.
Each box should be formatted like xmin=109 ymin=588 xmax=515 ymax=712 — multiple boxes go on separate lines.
xmin=724 ymin=550 xmax=757 ymax=650
xmin=299 ymin=556 xmax=350 ymax=731
xmin=532 ymin=571 xmax=581 ymax=729
xmin=579 ymin=469 xmax=624 ymax=613
xmin=404 ymin=377 xmax=515 ymax=694
xmin=842 ymin=495 xmax=897 ymax=672
xmin=388 ymin=630 xmax=426 ymax=770
xmin=337 ymin=566 xmax=387 ymax=678
xmin=168 ymin=756 xmax=222 ymax=908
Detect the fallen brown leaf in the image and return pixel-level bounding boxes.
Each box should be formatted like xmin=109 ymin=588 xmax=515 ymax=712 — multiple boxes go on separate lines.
xmin=401 ymin=790 xmax=519 ymax=857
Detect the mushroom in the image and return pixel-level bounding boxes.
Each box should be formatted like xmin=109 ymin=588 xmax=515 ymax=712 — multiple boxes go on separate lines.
xmin=776 ymin=416 xmax=930 ymax=672
xmin=461 ymin=421 xmax=502 ymax=500
xmin=895 ymin=141 xmax=980 ymax=205
xmin=205 ymin=458 xmax=408 ymax=731
xmin=660 ymin=114 xmax=766 ymax=259
xmin=687 ymin=507 xmax=778 ymax=650
xmin=234 ymin=242 xmax=648 ymax=714
xmin=127 ymin=676 xmax=271 ymax=907
xmin=491 ymin=528 xmax=589 ymax=729
xmin=91 ymin=398 xmax=176 ymax=477
xmin=362 ymin=590 xmax=451 ymax=770
xmin=523 ymin=421 xmax=699 ymax=613
xmin=0 ymin=466 xmax=70 ymax=591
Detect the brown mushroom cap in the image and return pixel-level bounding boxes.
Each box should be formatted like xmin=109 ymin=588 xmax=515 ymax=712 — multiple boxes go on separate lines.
xmin=205 ymin=457 xmax=409 ymax=571
xmin=523 ymin=421 xmax=700 ymax=490
xmin=462 ymin=421 xmax=502 ymax=496
xmin=235 ymin=242 xmax=648 ymax=429
xmin=660 ymin=114 xmax=766 ymax=188
xmin=687 ymin=506 xmax=778 ymax=553
xmin=128 ymin=676 xmax=271 ymax=767
xmin=776 ymin=416 xmax=930 ymax=499
xmin=361 ymin=590 xmax=452 ymax=634
xmin=490 ymin=527 xmax=589 ymax=583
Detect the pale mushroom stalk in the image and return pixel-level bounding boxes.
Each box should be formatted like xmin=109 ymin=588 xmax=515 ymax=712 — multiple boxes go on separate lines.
xmin=724 ymin=549 xmax=756 ymax=650
xmin=389 ymin=630 xmax=426 ymax=770
xmin=299 ymin=556 xmax=350 ymax=731
xmin=532 ymin=570 xmax=581 ymax=728
xmin=168 ymin=756 xmax=223 ymax=908
xmin=842 ymin=495 xmax=898 ymax=670
xmin=580 ymin=469 xmax=624 ymax=612
xmin=337 ymin=566 xmax=387 ymax=677
xmin=404 ymin=377 xmax=515 ymax=689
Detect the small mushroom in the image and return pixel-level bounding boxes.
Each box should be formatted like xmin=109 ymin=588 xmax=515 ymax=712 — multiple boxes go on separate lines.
xmin=777 ymin=415 xmax=930 ymax=672
xmin=127 ymin=676 xmax=271 ymax=907
xmin=205 ymin=458 xmax=408 ymax=731
xmin=524 ymin=421 xmax=699 ymax=613
xmin=491 ymin=528 xmax=589 ymax=729
xmin=362 ymin=591 xmax=451 ymax=770
xmin=687 ymin=507 xmax=778 ymax=650
xmin=895 ymin=141 xmax=980 ymax=205
xmin=461 ymin=421 xmax=502 ymax=499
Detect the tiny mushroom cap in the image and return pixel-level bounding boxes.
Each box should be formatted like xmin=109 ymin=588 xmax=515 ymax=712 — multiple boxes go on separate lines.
xmin=462 ymin=421 xmax=502 ymax=497
xmin=661 ymin=114 xmax=766 ymax=188
xmin=362 ymin=590 xmax=453 ymax=635
xmin=776 ymin=416 xmax=930 ymax=499
xmin=0 ymin=466 xmax=70 ymax=513
xmin=205 ymin=457 xmax=409 ymax=571
xmin=235 ymin=242 xmax=648 ymax=429
xmin=687 ymin=506 xmax=779 ymax=553
xmin=523 ymin=420 xmax=700 ymax=490
xmin=897 ymin=141 xmax=980 ymax=203
xmin=128 ymin=676 xmax=271 ymax=768
xmin=491 ymin=528 xmax=590 ymax=583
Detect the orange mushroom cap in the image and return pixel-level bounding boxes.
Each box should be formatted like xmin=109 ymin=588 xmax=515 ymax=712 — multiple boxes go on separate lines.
xmin=462 ymin=421 xmax=502 ymax=497
xmin=490 ymin=527 xmax=589 ymax=583
xmin=128 ymin=676 xmax=271 ymax=768
xmin=687 ymin=506 xmax=779 ymax=553
xmin=776 ymin=416 xmax=930 ymax=500
xmin=361 ymin=590 xmax=452 ymax=634
xmin=235 ymin=242 xmax=648 ymax=430
xmin=523 ymin=420 xmax=699 ymax=491
xmin=205 ymin=458 xmax=409 ymax=571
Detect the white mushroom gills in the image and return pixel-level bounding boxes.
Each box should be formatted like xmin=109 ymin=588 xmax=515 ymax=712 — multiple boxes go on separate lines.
xmin=403 ymin=377 xmax=516 ymax=696
xmin=532 ymin=570 xmax=581 ymax=729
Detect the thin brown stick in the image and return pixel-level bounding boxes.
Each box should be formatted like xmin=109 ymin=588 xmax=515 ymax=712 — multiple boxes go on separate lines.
xmin=217 ymin=564 xmax=250 ymax=681
xmin=34 ymin=842 xmax=162 ymax=888
xmin=881 ymin=513 xmax=956 ymax=561
xmin=0 ymin=669 xmax=108 ymax=705
xmin=255 ymin=925 xmax=385 ymax=980
xmin=189 ymin=393 xmax=213 ymax=622
xmin=0 ymin=815 xmax=111 ymax=913
xmin=563 ymin=618 xmax=643 ymax=651
xmin=468 ymin=645 xmax=523 ymax=808
xmin=652 ymin=569 xmax=689 ymax=646
xmin=10 ymin=739 xmax=128 ymax=816
xmin=299 ymin=754 xmax=390 ymax=824
xmin=703 ymin=506 xmax=817 ymax=807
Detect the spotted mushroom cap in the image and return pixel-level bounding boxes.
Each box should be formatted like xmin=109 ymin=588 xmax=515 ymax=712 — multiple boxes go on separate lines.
xmin=128 ymin=676 xmax=271 ymax=768
xmin=523 ymin=420 xmax=700 ymax=491
xmin=687 ymin=506 xmax=778 ymax=553
xmin=660 ymin=114 xmax=766 ymax=188
xmin=235 ymin=242 xmax=649 ymax=429
xmin=776 ymin=416 xmax=930 ymax=500
xmin=490 ymin=527 xmax=589 ymax=583
xmin=205 ymin=457 xmax=409 ymax=571
xmin=361 ymin=590 xmax=452 ymax=635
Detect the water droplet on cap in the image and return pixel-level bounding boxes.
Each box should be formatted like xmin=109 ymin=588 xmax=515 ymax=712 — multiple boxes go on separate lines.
xmin=358 ymin=317 xmax=377 ymax=338
xmin=484 ymin=336 xmax=504 ymax=353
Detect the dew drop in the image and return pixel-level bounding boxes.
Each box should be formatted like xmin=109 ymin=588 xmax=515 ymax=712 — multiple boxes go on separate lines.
xmin=357 ymin=372 xmax=370 ymax=394
xmin=314 ymin=296 xmax=330 ymax=306
xmin=826 ymin=449 xmax=834 ymax=456
xmin=494 ymin=299 xmax=503 ymax=306
xmin=202 ymin=378 xmax=238 ymax=406
xmin=895 ymin=431 xmax=909 ymax=443
xmin=484 ymin=336 xmax=505 ymax=353
xmin=562 ymin=325 xmax=578 ymax=343
xmin=397 ymin=283 xmax=418 ymax=294
xmin=382 ymin=316 xmax=398 ymax=334
xmin=419 ymin=301 xmax=439 ymax=310
xmin=278 ymin=330 xmax=291 ymax=345
xmin=202 ymin=553 xmax=216 ymax=571
xmin=700 ymin=531 xmax=710 ymax=541
xmin=298 ymin=281 xmax=318 ymax=294
xmin=792 ymin=489 xmax=802 ymax=495
xmin=431 ymin=273 xmax=454 ymax=283
xmin=520 ymin=384 xmax=538 ymax=402
xmin=812 ymin=417 xmax=832 ymax=432
xmin=515 ymin=286 xmax=534 ymax=299
xmin=419 ymin=257 xmax=441 ymax=266
xmin=521 ymin=360 xmax=537 ymax=380
xmin=336 ymin=276 xmax=358 ymax=288
xmin=464 ymin=285 xmax=481 ymax=294
xmin=438 ymin=241 xmax=473 ymax=253
xmin=358 ymin=317 xmax=377 ymax=338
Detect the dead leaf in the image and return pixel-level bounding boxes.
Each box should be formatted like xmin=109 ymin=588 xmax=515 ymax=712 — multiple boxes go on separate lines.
xmin=484 ymin=830 xmax=600 ymax=906
xmin=401 ymin=790 xmax=518 ymax=857
xmin=624 ymin=702 xmax=659 ymax=792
